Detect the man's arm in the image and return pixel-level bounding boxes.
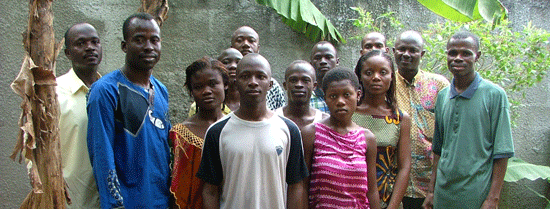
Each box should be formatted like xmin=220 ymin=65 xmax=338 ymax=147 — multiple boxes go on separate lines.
xmin=202 ymin=182 xmax=220 ymax=209
xmin=422 ymin=154 xmax=439 ymax=209
xmin=86 ymin=84 xmax=124 ymax=209
xmin=287 ymin=179 xmax=308 ymax=209
xmin=285 ymin=119 xmax=309 ymax=208
xmin=480 ymin=158 xmax=509 ymax=209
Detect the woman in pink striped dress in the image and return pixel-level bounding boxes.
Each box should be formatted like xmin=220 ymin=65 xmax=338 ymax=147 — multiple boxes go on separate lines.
xmin=302 ymin=68 xmax=380 ymax=209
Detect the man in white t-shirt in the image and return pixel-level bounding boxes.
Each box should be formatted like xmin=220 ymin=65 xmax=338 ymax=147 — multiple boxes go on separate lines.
xmin=198 ymin=53 xmax=309 ymax=209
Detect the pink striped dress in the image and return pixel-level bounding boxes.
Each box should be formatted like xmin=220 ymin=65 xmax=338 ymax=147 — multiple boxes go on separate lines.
xmin=309 ymin=123 xmax=370 ymax=209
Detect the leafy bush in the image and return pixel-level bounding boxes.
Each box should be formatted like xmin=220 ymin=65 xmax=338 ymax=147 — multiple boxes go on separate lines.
xmin=350 ymin=7 xmax=550 ymax=122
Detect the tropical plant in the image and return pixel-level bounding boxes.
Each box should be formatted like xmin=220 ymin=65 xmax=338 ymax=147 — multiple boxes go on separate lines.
xmin=350 ymin=7 xmax=550 ymax=122
xmin=349 ymin=7 xmax=403 ymax=46
xmin=417 ymin=0 xmax=507 ymax=24
xmin=504 ymin=157 xmax=550 ymax=208
xmin=421 ymin=19 xmax=550 ymax=121
xmin=256 ymin=0 xmax=344 ymax=43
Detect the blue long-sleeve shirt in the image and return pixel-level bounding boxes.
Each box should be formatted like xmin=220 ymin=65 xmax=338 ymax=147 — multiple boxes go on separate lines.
xmin=87 ymin=69 xmax=171 ymax=209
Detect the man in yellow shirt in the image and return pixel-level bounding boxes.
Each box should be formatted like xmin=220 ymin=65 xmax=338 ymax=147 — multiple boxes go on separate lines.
xmin=393 ymin=30 xmax=449 ymax=209
xmin=56 ymin=23 xmax=102 ymax=208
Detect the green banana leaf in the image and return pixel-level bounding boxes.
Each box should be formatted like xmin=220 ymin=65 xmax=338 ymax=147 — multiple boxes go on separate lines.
xmin=256 ymin=0 xmax=345 ymax=43
xmin=504 ymin=157 xmax=550 ymax=182
xmin=504 ymin=157 xmax=550 ymax=207
xmin=417 ymin=0 xmax=507 ymax=23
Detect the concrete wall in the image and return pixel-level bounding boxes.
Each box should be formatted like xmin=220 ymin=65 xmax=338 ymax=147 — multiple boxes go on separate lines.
xmin=1 ymin=0 xmax=548 ymax=208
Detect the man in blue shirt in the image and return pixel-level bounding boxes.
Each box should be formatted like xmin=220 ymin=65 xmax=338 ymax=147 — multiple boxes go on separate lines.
xmin=87 ymin=13 xmax=171 ymax=208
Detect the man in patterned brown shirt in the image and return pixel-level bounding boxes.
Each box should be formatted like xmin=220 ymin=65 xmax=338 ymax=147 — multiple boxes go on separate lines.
xmin=393 ymin=30 xmax=450 ymax=209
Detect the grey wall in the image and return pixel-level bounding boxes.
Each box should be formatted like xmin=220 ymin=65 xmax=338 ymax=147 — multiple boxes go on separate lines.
xmin=1 ymin=0 xmax=548 ymax=208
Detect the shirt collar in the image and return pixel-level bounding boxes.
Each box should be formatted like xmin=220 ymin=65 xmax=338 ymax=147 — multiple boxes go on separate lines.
xmin=63 ymin=68 xmax=101 ymax=95
xmin=449 ymin=72 xmax=481 ymax=99
xmin=397 ymin=69 xmax=423 ymax=87
xmin=314 ymin=87 xmax=324 ymax=99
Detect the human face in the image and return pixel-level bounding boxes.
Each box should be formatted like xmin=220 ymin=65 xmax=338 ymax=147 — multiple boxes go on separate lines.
xmin=361 ymin=33 xmax=386 ymax=55
xmin=324 ymin=80 xmax=360 ymax=119
xmin=231 ymin=27 xmax=259 ymax=56
xmin=360 ymin=55 xmax=393 ymax=96
xmin=236 ymin=60 xmax=272 ymax=104
xmin=393 ymin=37 xmax=424 ymax=73
xmin=122 ymin=18 xmax=161 ymax=72
xmin=189 ymin=68 xmax=227 ymax=111
xmin=65 ymin=24 xmax=102 ymax=71
xmin=446 ymin=37 xmax=480 ymax=79
xmin=219 ymin=48 xmax=243 ymax=83
xmin=310 ymin=43 xmax=339 ymax=82
xmin=284 ymin=64 xmax=316 ymax=105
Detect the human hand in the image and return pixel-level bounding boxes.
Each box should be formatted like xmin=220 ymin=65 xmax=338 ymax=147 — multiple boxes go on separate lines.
xmin=480 ymin=198 xmax=498 ymax=209
xmin=421 ymin=192 xmax=434 ymax=209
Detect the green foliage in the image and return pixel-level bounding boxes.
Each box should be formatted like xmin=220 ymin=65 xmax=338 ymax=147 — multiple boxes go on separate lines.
xmin=505 ymin=157 xmax=550 ymax=182
xmin=256 ymin=0 xmax=345 ymax=43
xmin=504 ymin=157 xmax=550 ymax=207
xmin=349 ymin=7 xmax=403 ymax=46
xmin=350 ymin=6 xmax=550 ymax=122
xmin=421 ymin=20 xmax=550 ymax=123
xmin=417 ymin=0 xmax=507 ymax=24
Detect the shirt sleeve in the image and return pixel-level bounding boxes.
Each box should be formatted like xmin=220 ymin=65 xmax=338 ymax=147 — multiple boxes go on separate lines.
xmin=282 ymin=117 xmax=309 ymax=184
xmin=196 ymin=117 xmax=229 ymax=185
xmin=267 ymin=79 xmax=286 ymax=110
xmin=86 ymin=82 xmax=125 ymax=209
xmin=432 ymin=91 xmax=445 ymax=156
xmin=490 ymin=89 xmax=514 ymax=159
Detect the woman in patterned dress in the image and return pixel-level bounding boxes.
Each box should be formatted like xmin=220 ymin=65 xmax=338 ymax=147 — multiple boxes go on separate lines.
xmin=170 ymin=57 xmax=228 ymax=208
xmin=353 ymin=50 xmax=412 ymax=209
xmin=302 ymin=68 xmax=380 ymax=209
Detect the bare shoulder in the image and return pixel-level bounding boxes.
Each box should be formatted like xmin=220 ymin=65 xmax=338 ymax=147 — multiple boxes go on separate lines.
xmin=301 ymin=123 xmax=316 ymax=138
xmin=362 ymin=128 xmax=376 ymax=141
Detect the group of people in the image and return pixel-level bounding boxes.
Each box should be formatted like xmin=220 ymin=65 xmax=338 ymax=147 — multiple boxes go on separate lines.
xmin=57 ymin=12 xmax=514 ymax=209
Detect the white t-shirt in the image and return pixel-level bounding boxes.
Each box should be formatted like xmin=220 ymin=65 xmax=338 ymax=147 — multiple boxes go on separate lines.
xmin=274 ymin=107 xmax=325 ymax=123
xmin=197 ymin=112 xmax=309 ymax=209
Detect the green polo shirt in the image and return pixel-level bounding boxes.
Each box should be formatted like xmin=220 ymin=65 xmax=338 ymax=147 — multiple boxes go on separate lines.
xmin=432 ymin=73 xmax=514 ymax=208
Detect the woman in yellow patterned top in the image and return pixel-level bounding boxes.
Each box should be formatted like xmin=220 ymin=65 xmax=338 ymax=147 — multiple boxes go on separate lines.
xmin=352 ymin=50 xmax=412 ymax=209
xmin=170 ymin=57 xmax=228 ymax=209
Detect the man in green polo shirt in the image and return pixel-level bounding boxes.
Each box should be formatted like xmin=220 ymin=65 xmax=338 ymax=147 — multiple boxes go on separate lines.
xmin=422 ymin=31 xmax=514 ymax=209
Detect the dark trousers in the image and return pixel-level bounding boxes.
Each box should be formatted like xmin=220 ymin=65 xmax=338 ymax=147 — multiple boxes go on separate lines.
xmin=403 ymin=196 xmax=425 ymax=209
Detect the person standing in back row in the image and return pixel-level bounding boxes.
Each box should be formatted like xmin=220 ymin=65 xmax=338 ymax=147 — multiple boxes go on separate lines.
xmin=231 ymin=26 xmax=286 ymax=110
xmin=57 ymin=22 xmax=102 ymax=208
xmin=392 ymin=30 xmax=449 ymax=209
xmin=309 ymin=41 xmax=340 ymax=113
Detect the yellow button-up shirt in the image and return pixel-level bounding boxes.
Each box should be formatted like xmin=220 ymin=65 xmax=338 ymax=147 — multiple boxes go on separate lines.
xmin=395 ymin=70 xmax=449 ymax=198
xmin=56 ymin=69 xmax=100 ymax=208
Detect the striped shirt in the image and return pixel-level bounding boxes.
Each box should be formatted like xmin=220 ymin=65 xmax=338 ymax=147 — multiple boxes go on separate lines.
xmin=309 ymin=123 xmax=370 ymax=209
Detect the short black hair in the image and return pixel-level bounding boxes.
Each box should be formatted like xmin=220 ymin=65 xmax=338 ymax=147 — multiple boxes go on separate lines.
xmin=184 ymin=56 xmax=229 ymax=94
xmin=321 ymin=67 xmax=360 ymax=93
xmin=355 ymin=50 xmax=397 ymax=112
xmin=64 ymin=23 xmax=87 ymax=48
xmin=122 ymin=13 xmax=156 ymax=41
xmin=285 ymin=60 xmax=315 ymax=80
xmin=448 ymin=30 xmax=480 ymax=51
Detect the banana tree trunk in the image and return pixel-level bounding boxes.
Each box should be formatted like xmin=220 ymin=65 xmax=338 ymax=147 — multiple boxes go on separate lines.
xmin=10 ymin=0 xmax=66 ymax=208
xmin=138 ymin=0 xmax=169 ymax=26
